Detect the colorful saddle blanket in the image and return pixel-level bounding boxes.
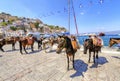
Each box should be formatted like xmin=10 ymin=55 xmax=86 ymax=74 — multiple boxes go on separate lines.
xmin=93 ymin=38 xmax=102 ymax=46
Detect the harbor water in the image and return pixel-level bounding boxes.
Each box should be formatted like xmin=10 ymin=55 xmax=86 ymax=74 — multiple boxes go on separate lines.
xmin=77 ymin=35 xmax=120 ymax=46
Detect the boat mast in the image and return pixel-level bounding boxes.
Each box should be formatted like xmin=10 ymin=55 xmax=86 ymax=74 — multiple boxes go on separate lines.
xmin=68 ymin=0 xmax=70 ymax=34
xmin=71 ymin=0 xmax=79 ymax=35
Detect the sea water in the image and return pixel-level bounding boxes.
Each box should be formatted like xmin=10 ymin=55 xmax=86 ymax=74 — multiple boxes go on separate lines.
xmin=77 ymin=35 xmax=120 ymax=46
xmin=35 ymin=33 xmax=120 ymax=47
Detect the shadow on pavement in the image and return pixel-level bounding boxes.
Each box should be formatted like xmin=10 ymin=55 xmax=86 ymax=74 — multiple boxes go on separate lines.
xmin=70 ymin=59 xmax=88 ymax=78
xmin=5 ymin=49 xmax=19 ymax=52
xmin=112 ymin=56 xmax=120 ymax=59
xmin=28 ymin=50 xmax=40 ymax=54
xmin=0 ymin=55 xmax=2 ymax=57
xmin=47 ymin=50 xmax=56 ymax=53
xmin=90 ymin=56 xmax=108 ymax=68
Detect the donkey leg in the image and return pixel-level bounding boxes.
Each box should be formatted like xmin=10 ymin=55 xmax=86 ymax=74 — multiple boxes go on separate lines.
xmin=99 ymin=47 xmax=101 ymax=53
xmin=20 ymin=49 xmax=23 ymax=54
xmin=24 ymin=46 xmax=28 ymax=54
xmin=40 ymin=44 xmax=42 ymax=50
xmin=93 ymin=52 xmax=96 ymax=63
xmin=43 ymin=44 xmax=47 ymax=53
xmin=12 ymin=43 xmax=16 ymax=50
xmin=19 ymin=45 xmax=23 ymax=54
xmin=49 ymin=45 xmax=52 ymax=52
xmin=84 ymin=46 xmax=87 ymax=54
xmin=67 ymin=55 xmax=70 ymax=71
xmin=38 ymin=42 xmax=42 ymax=50
xmin=0 ymin=46 xmax=4 ymax=52
xmin=31 ymin=45 xmax=34 ymax=52
xmin=88 ymin=51 xmax=91 ymax=63
xmin=19 ymin=41 xmax=23 ymax=54
xmin=38 ymin=42 xmax=40 ymax=49
xmin=96 ymin=51 xmax=98 ymax=59
xmin=38 ymin=44 xmax=42 ymax=51
xmin=73 ymin=54 xmax=75 ymax=70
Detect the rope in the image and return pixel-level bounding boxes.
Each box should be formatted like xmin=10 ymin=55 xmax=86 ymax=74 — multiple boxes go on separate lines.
xmin=71 ymin=0 xmax=79 ymax=35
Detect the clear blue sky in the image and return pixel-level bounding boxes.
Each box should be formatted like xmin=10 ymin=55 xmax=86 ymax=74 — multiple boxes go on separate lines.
xmin=0 ymin=0 xmax=120 ymax=34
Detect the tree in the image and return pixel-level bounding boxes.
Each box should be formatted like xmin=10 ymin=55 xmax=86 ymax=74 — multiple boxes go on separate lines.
xmin=34 ymin=22 xmax=39 ymax=29
xmin=0 ymin=22 xmax=7 ymax=26
xmin=55 ymin=26 xmax=59 ymax=30
xmin=48 ymin=25 xmax=54 ymax=29
xmin=10 ymin=26 xmax=17 ymax=31
xmin=7 ymin=20 xmax=12 ymax=24
xmin=1 ymin=12 xmax=11 ymax=16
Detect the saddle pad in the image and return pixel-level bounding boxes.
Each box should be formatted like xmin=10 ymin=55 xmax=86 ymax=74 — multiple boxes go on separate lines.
xmin=93 ymin=38 xmax=102 ymax=46
xmin=71 ymin=40 xmax=77 ymax=50
xmin=27 ymin=39 xmax=33 ymax=44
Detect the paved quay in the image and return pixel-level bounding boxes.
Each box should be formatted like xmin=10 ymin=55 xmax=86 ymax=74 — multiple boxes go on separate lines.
xmin=0 ymin=43 xmax=120 ymax=81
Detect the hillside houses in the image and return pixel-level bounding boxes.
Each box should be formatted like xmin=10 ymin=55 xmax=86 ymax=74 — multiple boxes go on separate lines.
xmin=0 ymin=12 xmax=67 ymax=37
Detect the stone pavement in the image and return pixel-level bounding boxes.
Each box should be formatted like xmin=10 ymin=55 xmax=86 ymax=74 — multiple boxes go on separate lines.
xmin=0 ymin=43 xmax=120 ymax=81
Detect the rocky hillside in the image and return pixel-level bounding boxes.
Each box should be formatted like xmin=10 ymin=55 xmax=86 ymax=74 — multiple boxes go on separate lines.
xmin=0 ymin=12 xmax=67 ymax=34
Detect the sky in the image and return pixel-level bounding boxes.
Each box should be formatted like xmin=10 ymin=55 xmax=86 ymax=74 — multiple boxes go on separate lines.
xmin=0 ymin=0 xmax=120 ymax=34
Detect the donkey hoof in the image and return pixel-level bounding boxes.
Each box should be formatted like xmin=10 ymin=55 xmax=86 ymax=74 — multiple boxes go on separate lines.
xmin=96 ymin=56 xmax=98 ymax=59
xmin=20 ymin=51 xmax=23 ymax=54
xmin=88 ymin=62 xmax=90 ymax=64
xmin=84 ymin=53 xmax=87 ymax=54
xmin=88 ymin=60 xmax=90 ymax=63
